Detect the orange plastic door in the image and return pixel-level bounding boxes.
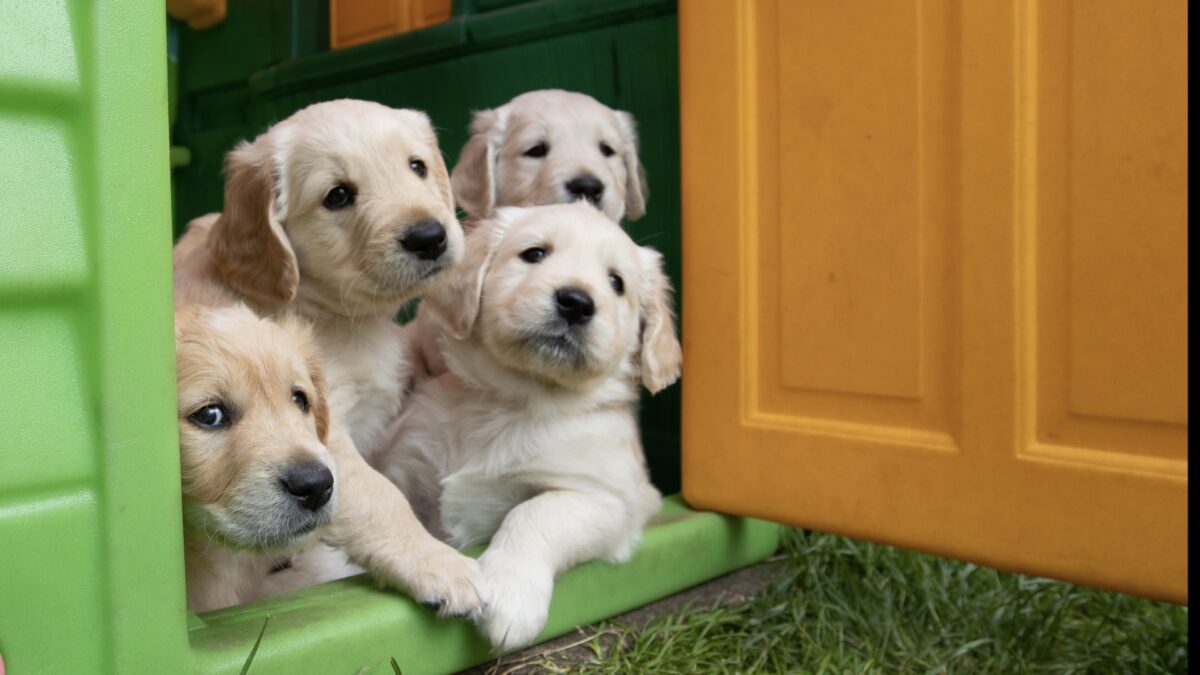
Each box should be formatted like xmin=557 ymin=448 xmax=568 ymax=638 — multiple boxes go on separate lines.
xmin=330 ymin=0 xmax=452 ymax=49
xmin=680 ymin=0 xmax=1187 ymax=603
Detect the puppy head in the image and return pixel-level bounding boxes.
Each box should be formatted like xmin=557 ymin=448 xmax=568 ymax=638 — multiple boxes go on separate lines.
xmin=423 ymin=203 xmax=680 ymax=393
xmin=209 ymin=99 xmax=463 ymax=314
xmin=451 ymin=90 xmax=649 ymax=224
xmin=174 ymin=304 xmax=337 ymax=552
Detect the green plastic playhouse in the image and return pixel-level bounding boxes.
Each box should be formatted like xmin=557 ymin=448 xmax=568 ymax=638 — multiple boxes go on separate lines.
xmin=0 ymin=2 xmax=777 ymax=673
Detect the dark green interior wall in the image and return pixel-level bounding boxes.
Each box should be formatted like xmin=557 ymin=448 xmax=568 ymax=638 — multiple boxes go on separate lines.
xmin=170 ymin=0 xmax=683 ymax=493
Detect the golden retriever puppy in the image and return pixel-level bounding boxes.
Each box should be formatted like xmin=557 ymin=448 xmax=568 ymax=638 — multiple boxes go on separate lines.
xmin=174 ymin=99 xmax=480 ymax=615
xmin=451 ymin=89 xmax=649 ymax=224
xmin=375 ymin=203 xmax=682 ymax=650
xmin=176 ymin=304 xmax=359 ymax=612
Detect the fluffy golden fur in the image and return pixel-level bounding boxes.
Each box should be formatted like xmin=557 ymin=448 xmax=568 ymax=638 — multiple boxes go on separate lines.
xmin=176 ymin=305 xmax=360 ymax=611
xmin=376 ymin=203 xmax=681 ymax=650
xmin=451 ymin=89 xmax=648 ymax=224
xmin=173 ymin=99 xmax=480 ymax=615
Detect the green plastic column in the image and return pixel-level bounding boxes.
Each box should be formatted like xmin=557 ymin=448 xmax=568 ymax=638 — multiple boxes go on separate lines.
xmin=0 ymin=2 xmax=186 ymax=673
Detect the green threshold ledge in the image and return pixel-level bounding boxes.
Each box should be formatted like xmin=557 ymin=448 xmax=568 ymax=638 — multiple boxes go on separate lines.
xmin=188 ymin=495 xmax=781 ymax=675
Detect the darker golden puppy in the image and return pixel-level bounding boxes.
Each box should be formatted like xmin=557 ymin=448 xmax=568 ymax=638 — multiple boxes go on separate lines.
xmin=176 ymin=305 xmax=360 ymax=611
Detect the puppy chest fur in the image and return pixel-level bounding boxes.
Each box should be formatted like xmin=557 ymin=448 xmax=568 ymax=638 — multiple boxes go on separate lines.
xmin=380 ymin=373 xmax=659 ymax=555
xmin=312 ymin=317 xmax=408 ymax=460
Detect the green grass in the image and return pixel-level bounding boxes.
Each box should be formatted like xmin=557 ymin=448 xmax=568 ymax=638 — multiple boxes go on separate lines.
xmin=238 ymin=615 xmax=269 ymax=675
xmin=535 ymin=529 xmax=1188 ymax=674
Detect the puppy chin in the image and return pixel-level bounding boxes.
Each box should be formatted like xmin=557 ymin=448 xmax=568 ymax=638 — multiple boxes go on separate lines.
xmin=370 ymin=253 xmax=457 ymax=297
xmin=189 ymin=501 xmax=332 ymax=553
xmin=496 ymin=320 xmax=608 ymax=385
xmin=523 ymin=331 xmax=588 ymax=367
xmin=563 ymin=192 xmax=608 ymax=215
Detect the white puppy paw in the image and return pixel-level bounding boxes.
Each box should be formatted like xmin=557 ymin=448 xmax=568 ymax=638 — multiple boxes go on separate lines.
xmin=389 ymin=541 xmax=483 ymax=618
xmin=476 ymin=554 xmax=554 ymax=652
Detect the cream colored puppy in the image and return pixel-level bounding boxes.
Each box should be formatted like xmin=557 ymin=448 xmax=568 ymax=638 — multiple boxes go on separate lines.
xmin=375 ymin=203 xmax=682 ymax=650
xmin=176 ymin=304 xmax=360 ymax=612
xmin=174 ymin=99 xmax=479 ymax=615
xmin=451 ymin=89 xmax=648 ymax=223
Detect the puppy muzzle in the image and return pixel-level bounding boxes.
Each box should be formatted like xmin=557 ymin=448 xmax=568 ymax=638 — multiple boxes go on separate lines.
xmin=520 ymin=319 xmax=592 ymax=370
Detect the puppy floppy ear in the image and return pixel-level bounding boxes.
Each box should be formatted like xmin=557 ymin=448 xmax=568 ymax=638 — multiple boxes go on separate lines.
xmin=451 ymin=108 xmax=504 ymax=219
xmin=421 ymin=209 xmax=513 ymax=339
xmin=430 ymin=150 xmax=456 ymax=218
xmin=280 ymin=312 xmax=331 ymax=445
xmin=208 ymin=138 xmax=299 ymax=306
xmin=616 ymin=111 xmax=649 ymax=222
xmin=637 ymin=247 xmax=681 ymax=393
xmin=306 ymin=352 xmax=331 ymax=445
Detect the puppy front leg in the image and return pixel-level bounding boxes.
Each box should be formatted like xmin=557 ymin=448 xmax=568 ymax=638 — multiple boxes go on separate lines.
xmin=325 ymin=428 xmax=482 ymax=616
xmin=476 ymin=489 xmax=628 ymax=651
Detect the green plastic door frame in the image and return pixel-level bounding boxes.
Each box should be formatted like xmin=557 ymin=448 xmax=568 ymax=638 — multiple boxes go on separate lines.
xmin=1 ymin=1 xmax=185 ymax=673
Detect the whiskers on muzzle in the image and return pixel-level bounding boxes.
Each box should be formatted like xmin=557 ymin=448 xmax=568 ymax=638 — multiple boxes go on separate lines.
xmin=518 ymin=323 xmax=593 ymax=370
xmin=567 ymin=192 xmax=605 ymax=211
xmin=212 ymin=493 xmax=334 ymax=553
xmin=373 ymin=254 xmax=454 ymax=295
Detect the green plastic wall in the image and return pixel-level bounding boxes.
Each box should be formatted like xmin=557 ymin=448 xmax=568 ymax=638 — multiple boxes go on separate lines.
xmin=0 ymin=1 xmax=187 ymax=673
xmin=169 ymin=0 xmax=684 ymax=493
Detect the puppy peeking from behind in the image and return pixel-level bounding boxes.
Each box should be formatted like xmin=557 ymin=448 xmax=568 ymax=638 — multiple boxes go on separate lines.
xmin=374 ymin=202 xmax=682 ymax=651
xmin=451 ymin=89 xmax=649 ymax=224
xmin=175 ymin=304 xmax=359 ymax=612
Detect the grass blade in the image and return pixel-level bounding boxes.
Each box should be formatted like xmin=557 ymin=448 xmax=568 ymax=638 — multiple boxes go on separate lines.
xmin=239 ymin=615 xmax=270 ymax=675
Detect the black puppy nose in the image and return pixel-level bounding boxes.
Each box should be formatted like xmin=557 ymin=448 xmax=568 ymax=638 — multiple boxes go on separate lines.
xmin=400 ymin=219 xmax=448 ymax=261
xmin=565 ymin=176 xmax=605 ymax=204
xmin=281 ymin=461 xmax=334 ymax=512
xmin=555 ymin=287 xmax=595 ymax=326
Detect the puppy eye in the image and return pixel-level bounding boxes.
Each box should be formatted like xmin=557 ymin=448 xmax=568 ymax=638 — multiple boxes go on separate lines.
xmin=322 ymin=184 xmax=356 ymax=210
xmin=519 ymin=247 xmax=547 ymax=264
xmin=609 ymin=272 xmax=625 ymax=295
xmin=524 ymin=143 xmax=549 ymax=159
xmin=292 ymin=389 xmax=310 ymax=414
xmin=599 ymin=142 xmax=616 ymax=158
xmin=409 ymin=158 xmax=427 ymax=179
xmin=188 ymin=404 xmax=231 ymax=430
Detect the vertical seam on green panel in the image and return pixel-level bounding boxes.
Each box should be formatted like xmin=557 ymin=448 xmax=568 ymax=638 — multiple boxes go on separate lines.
xmin=65 ymin=1 xmax=115 ymax=672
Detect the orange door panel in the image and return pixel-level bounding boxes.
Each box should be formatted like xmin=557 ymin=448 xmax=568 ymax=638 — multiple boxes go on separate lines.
xmin=681 ymin=0 xmax=1187 ymax=603
xmin=331 ymin=0 xmax=452 ymax=49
